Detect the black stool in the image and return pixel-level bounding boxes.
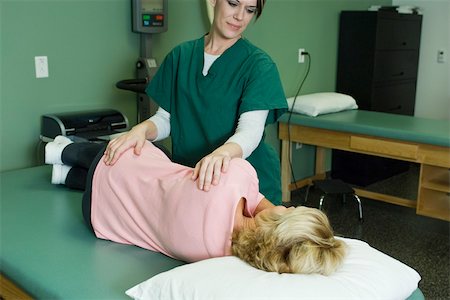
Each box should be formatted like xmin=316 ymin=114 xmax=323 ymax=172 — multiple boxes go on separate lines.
xmin=305 ymin=179 xmax=363 ymax=221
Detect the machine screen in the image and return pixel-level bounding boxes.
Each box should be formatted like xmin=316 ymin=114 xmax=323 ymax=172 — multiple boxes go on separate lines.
xmin=142 ymin=0 xmax=163 ymax=13
xmin=132 ymin=0 xmax=167 ymax=33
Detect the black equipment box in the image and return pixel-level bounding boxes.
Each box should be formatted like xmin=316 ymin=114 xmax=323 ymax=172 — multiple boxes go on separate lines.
xmin=41 ymin=109 xmax=128 ymax=142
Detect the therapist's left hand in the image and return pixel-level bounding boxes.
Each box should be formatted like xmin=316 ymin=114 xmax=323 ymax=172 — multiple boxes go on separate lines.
xmin=192 ymin=143 xmax=243 ymax=191
xmin=192 ymin=151 xmax=231 ymax=192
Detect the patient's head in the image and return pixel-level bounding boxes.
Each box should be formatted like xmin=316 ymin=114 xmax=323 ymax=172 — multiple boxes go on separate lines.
xmin=232 ymin=206 xmax=346 ymax=275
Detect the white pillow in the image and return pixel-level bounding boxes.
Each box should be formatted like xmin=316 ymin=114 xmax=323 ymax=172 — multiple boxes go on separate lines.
xmin=287 ymin=92 xmax=358 ymax=117
xmin=126 ymin=238 xmax=420 ymax=300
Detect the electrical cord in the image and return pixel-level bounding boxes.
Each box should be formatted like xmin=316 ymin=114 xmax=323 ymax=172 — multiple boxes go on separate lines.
xmin=286 ymin=52 xmax=311 ymax=192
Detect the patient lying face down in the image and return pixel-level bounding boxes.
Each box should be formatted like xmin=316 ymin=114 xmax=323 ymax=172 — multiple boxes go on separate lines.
xmin=45 ymin=137 xmax=346 ymax=275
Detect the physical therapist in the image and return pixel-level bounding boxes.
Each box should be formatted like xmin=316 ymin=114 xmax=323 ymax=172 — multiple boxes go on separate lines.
xmin=104 ymin=0 xmax=287 ymax=204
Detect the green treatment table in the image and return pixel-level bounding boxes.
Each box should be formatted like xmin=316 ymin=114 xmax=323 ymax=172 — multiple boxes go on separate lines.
xmin=279 ymin=110 xmax=450 ymax=221
xmin=0 ymin=165 xmax=183 ymax=299
xmin=1 ymin=164 xmax=425 ymax=299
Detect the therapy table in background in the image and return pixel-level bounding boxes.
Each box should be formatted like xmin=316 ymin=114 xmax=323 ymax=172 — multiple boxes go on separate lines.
xmin=0 ymin=165 xmax=184 ymax=299
xmin=279 ymin=110 xmax=450 ymax=221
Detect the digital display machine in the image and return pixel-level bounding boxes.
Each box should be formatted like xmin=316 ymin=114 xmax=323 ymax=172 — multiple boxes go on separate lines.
xmin=117 ymin=0 xmax=168 ymax=123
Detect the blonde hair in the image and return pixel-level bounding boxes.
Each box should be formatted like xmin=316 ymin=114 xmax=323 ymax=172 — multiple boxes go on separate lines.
xmin=231 ymin=206 xmax=347 ymax=275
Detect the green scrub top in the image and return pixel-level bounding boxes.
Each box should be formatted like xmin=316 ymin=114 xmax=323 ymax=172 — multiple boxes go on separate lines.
xmin=147 ymin=36 xmax=287 ymax=204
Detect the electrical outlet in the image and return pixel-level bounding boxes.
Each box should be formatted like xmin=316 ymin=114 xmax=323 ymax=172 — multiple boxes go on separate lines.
xmin=35 ymin=56 xmax=49 ymax=78
xmin=298 ymin=48 xmax=306 ymax=63
xmin=437 ymin=49 xmax=446 ymax=63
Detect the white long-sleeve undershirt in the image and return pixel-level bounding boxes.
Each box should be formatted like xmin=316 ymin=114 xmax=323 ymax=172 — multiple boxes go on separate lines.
xmin=225 ymin=110 xmax=268 ymax=159
xmin=148 ymin=107 xmax=171 ymax=142
xmin=148 ymin=108 xmax=268 ymax=159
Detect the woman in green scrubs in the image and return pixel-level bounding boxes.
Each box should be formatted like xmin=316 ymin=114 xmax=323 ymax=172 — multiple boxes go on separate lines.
xmin=105 ymin=0 xmax=287 ymax=204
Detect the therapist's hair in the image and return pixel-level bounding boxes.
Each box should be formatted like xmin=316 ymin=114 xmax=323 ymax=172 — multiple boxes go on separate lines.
xmin=231 ymin=206 xmax=347 ymax=275
xmin=255 ymin=0 xmax=266 ymax=20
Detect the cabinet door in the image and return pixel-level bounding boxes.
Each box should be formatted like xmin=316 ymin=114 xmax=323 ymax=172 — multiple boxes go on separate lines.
xmin=376 ymin=18 xmax=422 ymax=50
xmin=372 ymin=81 xmax=417 ymax=115
xmin=373 ymin=50 xmax=420 ymax=82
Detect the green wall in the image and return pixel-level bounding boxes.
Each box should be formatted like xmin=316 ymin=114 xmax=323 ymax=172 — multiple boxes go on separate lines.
xmin=0 ymin=0 xmax=391 ymax=175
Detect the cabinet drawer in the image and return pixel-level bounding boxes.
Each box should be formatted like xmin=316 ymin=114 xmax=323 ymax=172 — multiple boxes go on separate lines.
xmin=350 ymin=136 xmax=418 ymax=160
xmin=372 ymin=82 xmax=416 ymax=115
xmin=374 ymin=50 xmax=419 ymax=81
xmin=376 ymin=18 xmax=422 ymax=50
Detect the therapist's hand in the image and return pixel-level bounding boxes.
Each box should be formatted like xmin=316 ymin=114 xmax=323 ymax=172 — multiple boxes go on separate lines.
xmin=103 ymin=120 xmax=156 ymax=165
xmin=192 ymin=143 xmax=243 ymax=191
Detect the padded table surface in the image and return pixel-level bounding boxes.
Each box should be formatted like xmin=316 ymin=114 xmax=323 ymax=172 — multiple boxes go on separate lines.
xmin=279 ymin=110 xmax=450 ymax=147
xmin=1 ymin=165 xmax=425 ymax=300
xmin=1 ymin=165 xmax=184 ymax=299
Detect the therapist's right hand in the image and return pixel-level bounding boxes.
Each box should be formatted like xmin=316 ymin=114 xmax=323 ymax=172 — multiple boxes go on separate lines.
xmin=103 ymin=121 xmax=151 ymax=165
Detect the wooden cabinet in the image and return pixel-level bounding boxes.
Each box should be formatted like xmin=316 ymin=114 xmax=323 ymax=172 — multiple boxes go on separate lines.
xmin=332 ymin=10 xmax=422 ymax=186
